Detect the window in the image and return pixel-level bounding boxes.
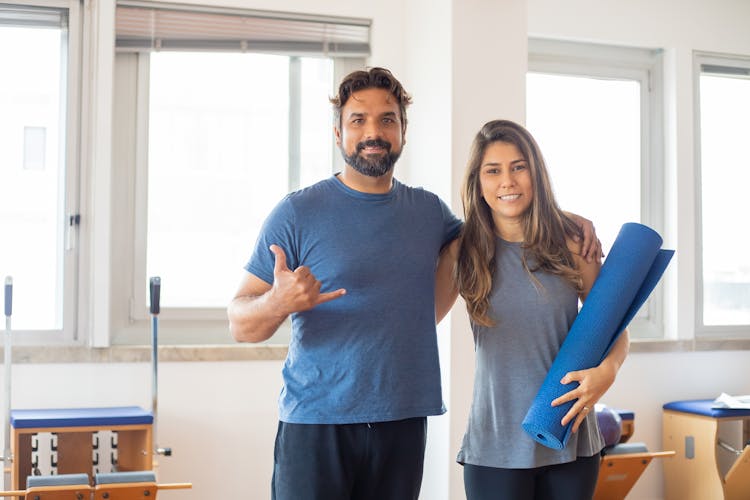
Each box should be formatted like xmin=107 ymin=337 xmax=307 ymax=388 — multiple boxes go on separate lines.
xmin=142 ymin=52 xmax=333 ymax=311
xmin=527 ymin=39 xmax=664 ymax=338
xmin=695 ymin=54 xmax=750 ymax=334
xmin=111 ymin=2 xmax=369 ymax=343
xmin=0 ymin=2 xmax=80 ymax=342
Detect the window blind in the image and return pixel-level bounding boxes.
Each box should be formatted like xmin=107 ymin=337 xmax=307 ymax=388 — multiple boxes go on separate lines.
xmin=0 ymin=5 xmax=68 ymax=29
xmin=701 ymin=64 xmax=750 ymax=77
xmin=115 ymin=1 xmax=370 ymax=57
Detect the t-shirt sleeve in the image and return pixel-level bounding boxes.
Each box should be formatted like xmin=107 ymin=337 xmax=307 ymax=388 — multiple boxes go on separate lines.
xmin=244 ymin=196 xmax=298 ymax=285
xmin=436 ymin=196 xmax=463 ymax=246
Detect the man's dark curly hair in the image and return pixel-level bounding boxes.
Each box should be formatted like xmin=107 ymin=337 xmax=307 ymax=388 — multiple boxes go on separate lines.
xmin=330 ymin=67 xmax=412 ymax=131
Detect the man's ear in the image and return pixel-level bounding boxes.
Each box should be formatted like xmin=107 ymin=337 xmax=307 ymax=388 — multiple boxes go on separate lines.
xmin=334 ymin=126 xmax=342 ymax=146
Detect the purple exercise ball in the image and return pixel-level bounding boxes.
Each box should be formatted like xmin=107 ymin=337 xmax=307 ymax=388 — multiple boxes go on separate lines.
xmin=596 ymin=406 xmax=623 ymax=447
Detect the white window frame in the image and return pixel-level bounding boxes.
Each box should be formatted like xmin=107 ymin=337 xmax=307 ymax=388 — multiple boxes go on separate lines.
xmin=0 ymin=0 xmax=82 ymax=346
xmin=101 ymin=2 xmax=370 ymax=345
xmin=129 ymin=54 xmax=357 ymax=322
xmin=693 ymin=51 xmax=750 ymax=339
xmin=110 ymin=50 xmax=363 ymax=344
xmin=528 ymin=38 xmax=666 ymax=339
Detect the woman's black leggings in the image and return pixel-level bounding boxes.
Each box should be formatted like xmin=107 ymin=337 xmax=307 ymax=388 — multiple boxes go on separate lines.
xmin=463 ymin=454 xmax=601 ymax=500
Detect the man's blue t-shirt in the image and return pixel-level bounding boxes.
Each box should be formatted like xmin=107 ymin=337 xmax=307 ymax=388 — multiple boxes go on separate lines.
xmin=246 ymin=175 xmax=462 ymax=424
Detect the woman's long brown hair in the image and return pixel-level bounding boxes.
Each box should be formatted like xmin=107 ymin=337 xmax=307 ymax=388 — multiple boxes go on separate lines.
xmin=456 ymin=120 xmax=583 ymax=327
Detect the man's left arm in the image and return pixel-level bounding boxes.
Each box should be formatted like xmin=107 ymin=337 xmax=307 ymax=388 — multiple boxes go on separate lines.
xmin=566 ymin=212 xmax=602 ymax=263
xmin=435 ymin=238 xmax=460 ymax=324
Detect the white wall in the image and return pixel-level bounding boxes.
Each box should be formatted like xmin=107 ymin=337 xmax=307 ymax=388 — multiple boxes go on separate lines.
xmin=6 ymin=0 xmax=750 ymax=499
xmin=603 ymin=350 xmax=750 ymax=500
xmin=4 ymin=350 xmax=749 ymax=499
xmin=399 ymin=2 xmax=455 ymax=496
xmin=3 ymin=361 xmax=283 ymax=498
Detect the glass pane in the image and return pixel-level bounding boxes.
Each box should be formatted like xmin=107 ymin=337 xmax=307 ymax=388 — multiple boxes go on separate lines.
xmin=299 ymin=57 xmax=334 ymax=187
xmin=700 ymin=73 xmax=750 ymax=325
xmin=526 ymin=73 xmax=641 ymax=254
xmin=147 ymin=52 xmax=333 ymax=308
xmin=0 ymin=25 xmax=65 ymax=330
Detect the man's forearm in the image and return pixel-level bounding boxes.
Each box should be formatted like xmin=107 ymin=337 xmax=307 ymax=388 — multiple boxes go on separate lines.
xmin=228 ymin=293 xmax=289 ymax=343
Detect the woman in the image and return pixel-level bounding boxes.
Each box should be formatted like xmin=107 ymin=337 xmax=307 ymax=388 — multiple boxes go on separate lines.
xmin=455 ymin=120 xmax=629 ymax=500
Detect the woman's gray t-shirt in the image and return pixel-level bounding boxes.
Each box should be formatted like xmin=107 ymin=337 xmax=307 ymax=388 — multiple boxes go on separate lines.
xmin=456 ymin=238 xmax=604 ymax=468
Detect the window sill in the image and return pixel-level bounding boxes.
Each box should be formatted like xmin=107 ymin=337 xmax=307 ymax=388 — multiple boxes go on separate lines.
xmin=4 ymin=338 xmax=750 ymax=364
xmin=6 ymin=344 xmax=288 ymax=364
xmin=630 ymin=338 xmax=750 ymax=353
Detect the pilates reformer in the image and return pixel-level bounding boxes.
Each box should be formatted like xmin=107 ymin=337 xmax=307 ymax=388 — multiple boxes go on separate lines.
xmin=592 ymin=405 xmax=675 ymax=500
xmin=1 ymin=277 xmax=191 ymax=499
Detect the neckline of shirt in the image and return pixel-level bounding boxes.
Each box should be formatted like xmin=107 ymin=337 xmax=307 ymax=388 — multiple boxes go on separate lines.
xmin=330 ymin=174 xmax=399 ymax=201
xmin=497 ymin=235 xmax=524 ymax=247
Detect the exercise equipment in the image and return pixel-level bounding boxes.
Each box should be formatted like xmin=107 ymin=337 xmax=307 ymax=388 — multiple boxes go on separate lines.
xmin=0 ymin=277 xmax=190 ymax=497
xmin=0 ymin=471 xmax=190 ymax=499
xmin=596 ymin=405 xmax=623 ymax=447
xmin=617 ymin=408 xmax=635 ymax=443
xmin=0 ymin=473 xmax=92 ymax=499
xmin=593 ymin=406 xmax=675 ymax=500
xmin=663 ymin=399 xmax=750 ymax=500
xmin=522 ymin=223 xmax=674 ymax=449
xmin=93 ymin=470 xmax=190 ymax=499
xmin=149 ymin=277 xmax=170 ymax=459
xmin=3 ymin=277 xmax=13 ymax=492
xmin=8 ymin=407 xmax=154 ymax=488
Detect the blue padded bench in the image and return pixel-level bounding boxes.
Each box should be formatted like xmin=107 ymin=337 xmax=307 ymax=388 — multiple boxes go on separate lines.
xmin=663 ymin=398 xmax=750 ymax=418
xmin=610 ymin=408 xmax=635 ymax=442
xmin=613 ymin=408 xmax=635 ymax=421
xmin=95 ymin=471 xmax=157 ymax=484
xmin=10 ymin=406 xmax=153 ymax=429
xmin=7 ymin=406 xmax=154 ymax=491
xmin=601 ymin=442 xmax=649 ymax=456
xmin=27 ymin=473 xmax=90 ymax=488
xmin=8 ymin=473 xmax=94 ymax=498
xmin=663 ymin=398 xmax=750 ymax=500
xmin=92 ymin=470 xmax=195 ymax=497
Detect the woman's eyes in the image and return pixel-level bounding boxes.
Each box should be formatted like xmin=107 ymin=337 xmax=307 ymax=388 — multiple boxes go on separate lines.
xmin=483 ymin=163 xmax=527 ymax=175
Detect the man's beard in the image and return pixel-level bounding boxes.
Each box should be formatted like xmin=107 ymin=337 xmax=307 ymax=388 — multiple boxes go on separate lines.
xmin=341 ymin=138 xmax=401 ymax=177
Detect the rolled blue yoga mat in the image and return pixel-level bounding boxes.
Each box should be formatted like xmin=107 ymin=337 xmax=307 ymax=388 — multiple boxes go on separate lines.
xmin=521 ymin=222 xmax=674 ymax=450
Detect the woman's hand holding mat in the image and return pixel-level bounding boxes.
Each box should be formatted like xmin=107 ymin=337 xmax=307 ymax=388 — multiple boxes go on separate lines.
xmin=521 ymin=222 xmax=674 ymax=450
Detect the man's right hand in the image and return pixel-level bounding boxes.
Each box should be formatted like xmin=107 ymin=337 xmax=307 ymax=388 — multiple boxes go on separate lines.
xmin=269 ymin=244 xmax=346 ymax=314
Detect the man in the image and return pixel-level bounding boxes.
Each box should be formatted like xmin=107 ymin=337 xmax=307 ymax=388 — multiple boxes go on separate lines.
xmin=228 ymin=67 xmax=598 ymax=500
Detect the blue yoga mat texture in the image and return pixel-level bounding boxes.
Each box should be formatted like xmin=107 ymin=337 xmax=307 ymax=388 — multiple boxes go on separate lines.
xmin=521 ymin=222 xmax=674 ymax=450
